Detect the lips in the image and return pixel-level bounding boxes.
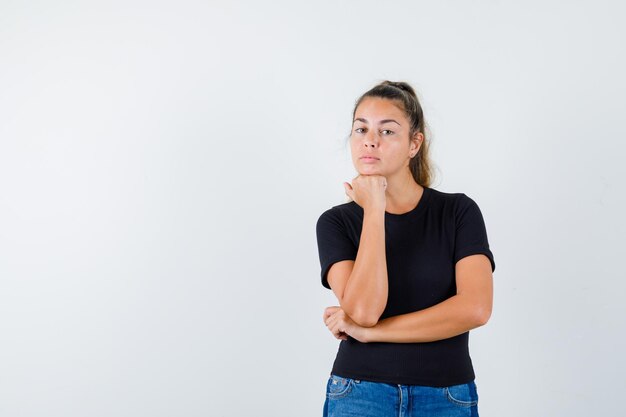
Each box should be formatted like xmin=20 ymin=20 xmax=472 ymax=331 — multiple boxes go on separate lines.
xmin=360 ymin=156 xmax=380 ymax=164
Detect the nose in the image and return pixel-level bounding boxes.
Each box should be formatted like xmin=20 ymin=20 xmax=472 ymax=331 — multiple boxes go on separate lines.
xmin=363 ymin=131 xmax=379 ymax=148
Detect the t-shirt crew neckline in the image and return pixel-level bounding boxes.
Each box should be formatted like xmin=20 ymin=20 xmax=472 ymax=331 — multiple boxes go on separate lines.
xmin=384 ymin=186 xmax=431 ymax=218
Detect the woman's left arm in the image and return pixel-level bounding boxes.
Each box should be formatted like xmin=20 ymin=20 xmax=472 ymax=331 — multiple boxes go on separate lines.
xmin=364 ymin=254 xmax=493 ymax=343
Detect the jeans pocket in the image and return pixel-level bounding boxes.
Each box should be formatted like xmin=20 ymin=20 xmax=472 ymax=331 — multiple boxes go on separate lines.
xmin=444 ymin=380 xmax=479 ymax=407
xmin=326 ymin=374 xmax=355 ymax=399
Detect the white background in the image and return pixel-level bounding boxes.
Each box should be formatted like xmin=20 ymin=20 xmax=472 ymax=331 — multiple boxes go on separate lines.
xmin=1 ymin=1 xmax=625 ymax=416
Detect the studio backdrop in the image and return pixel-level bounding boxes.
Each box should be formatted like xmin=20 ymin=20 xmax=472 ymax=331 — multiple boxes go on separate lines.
xmin=1 ymin=1 xmax=624 ymax=416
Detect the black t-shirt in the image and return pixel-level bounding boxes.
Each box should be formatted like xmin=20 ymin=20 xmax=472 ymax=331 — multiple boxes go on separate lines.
xmin=315 ymin=186 xmax=495 ymax=387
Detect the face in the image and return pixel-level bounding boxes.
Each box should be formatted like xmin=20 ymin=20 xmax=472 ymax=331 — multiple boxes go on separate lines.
xmin=350 ymin=97 xmax=422 ymax=177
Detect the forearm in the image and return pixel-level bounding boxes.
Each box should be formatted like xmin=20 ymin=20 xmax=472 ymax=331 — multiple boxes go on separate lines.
xmin=342 ymin=209 xmax=388 ymax=326
xmin=365 ymin=294 xmax=486 ymax=343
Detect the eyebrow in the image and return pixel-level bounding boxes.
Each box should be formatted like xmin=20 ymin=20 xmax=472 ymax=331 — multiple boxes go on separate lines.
xmin=353 ymin=118 xmax=401 ymax=126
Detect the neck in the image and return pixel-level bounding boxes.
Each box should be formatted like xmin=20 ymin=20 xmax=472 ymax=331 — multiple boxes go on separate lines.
xmin=384 ymin=170 xmax=423 ymax=213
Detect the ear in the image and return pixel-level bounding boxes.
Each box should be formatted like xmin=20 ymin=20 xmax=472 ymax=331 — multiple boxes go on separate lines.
xmin=410 ymin=131 xmax=424 ymax=156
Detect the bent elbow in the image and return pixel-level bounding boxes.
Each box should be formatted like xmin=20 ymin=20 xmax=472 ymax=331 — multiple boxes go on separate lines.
xmin=350 ymin=308 xmax=380 ymax=328
xmin=355 ymin=316 xmax=378 ymax=328
xmin=342 ymin=298 xmax=383 ymax=328
xmin=475 ymin=306 xmax=492 ymax=327
xmin=352 ymin=318 xmax=378 ymax=327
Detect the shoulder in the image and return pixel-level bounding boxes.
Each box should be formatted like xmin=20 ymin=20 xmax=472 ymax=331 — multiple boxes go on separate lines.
xmin=426 ymin=188 xmax=487 ymax=226
xmin=316 ymin=201 xmax=360 ymax=226
xmin=426 ymin=187 xmax=476 ymax=211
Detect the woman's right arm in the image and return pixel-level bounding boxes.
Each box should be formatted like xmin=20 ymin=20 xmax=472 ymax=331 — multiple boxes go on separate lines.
xmin=328 ymin=207 xmax=388 ymax=328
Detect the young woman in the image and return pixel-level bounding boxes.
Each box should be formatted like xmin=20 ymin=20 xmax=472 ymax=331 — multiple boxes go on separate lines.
xmin=316 ymin=80 xmax=495 ymax=417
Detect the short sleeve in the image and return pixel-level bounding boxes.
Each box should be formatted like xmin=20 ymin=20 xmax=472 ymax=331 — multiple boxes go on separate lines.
xmin=453 ymin=195 xmax=496 ymax=272
xmin=315 ymin=207 xmax=358 ymax=289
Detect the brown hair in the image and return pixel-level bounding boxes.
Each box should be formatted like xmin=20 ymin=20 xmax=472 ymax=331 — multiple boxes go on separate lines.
xmin=349 ymin=80 xmax=436 ymax=188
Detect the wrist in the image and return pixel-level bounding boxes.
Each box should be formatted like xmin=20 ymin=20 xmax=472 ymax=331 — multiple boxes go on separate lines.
xmin=364 ymin=324 xmax=379 ymax=343
xmin=363 ymin=207 xmax=386 ymax=218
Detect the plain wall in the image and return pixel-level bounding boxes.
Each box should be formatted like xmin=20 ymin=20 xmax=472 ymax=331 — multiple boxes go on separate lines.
xmin=1 ymin=1 xmax=625 ymax=416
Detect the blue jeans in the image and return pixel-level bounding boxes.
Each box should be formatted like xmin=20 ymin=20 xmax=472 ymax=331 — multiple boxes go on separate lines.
xmin=323 ymin=373 xmax=479 ymax=417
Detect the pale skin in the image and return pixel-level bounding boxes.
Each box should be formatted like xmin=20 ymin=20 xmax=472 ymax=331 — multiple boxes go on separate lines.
xmin=322 ymin=97 xmax=494 ymax=343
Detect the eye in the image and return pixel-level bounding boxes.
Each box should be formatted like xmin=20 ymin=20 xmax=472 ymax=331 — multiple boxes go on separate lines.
xmin=381 ymin=129 xmax=394 ymax=135
xmin=354 ymin=127 xmax=365 ymax=133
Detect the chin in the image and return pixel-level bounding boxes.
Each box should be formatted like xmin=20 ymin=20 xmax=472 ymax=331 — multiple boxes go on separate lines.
xmin=357 ymin=167 xmax=383 ymax=176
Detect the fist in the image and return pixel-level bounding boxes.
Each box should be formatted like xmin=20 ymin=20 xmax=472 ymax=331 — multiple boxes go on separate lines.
xmin=343 ymin=175 xmax=387 ymax=212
